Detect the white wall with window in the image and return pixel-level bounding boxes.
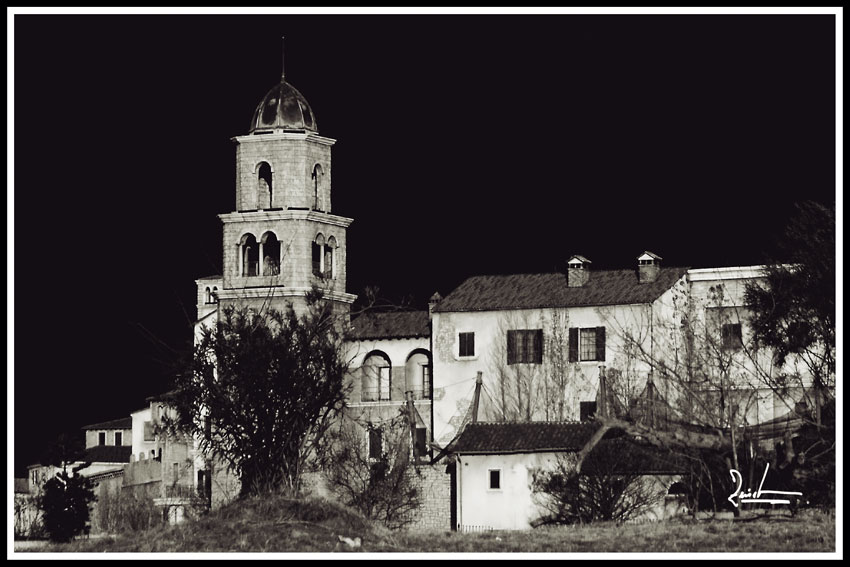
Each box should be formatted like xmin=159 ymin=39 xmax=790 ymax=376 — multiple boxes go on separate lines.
xmin=456 ymin=452 xmax=562 ymax=531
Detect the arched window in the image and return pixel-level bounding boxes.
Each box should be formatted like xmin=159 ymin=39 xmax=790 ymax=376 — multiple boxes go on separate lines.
xmin=405 ymin=350 xmax=431 ymax=400
xmin=211 ymin=286 xmax=218 ymax=303
xmin=261 ymin=232 xmax=281 ymax=276
xmin=324 ymin=236 xmax=337 ymax=279
xmin=312 ymin=233 xmax=325 ymax=277
xmin=311 ymin=163 xmax=324 ymax=211
xmin=205 ymin=287 xmax=212 ymax=304
xmin=240 ymin=234 xmax=259 ymax=276
xmin=257 ymin=162 xmax=273 ymax=209
xmin=362 ymin=351 xmax=391 ymax=402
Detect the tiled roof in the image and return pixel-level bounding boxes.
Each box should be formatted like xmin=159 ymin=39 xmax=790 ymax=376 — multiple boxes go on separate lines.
xmin=349 ymin=311 xmax=430 ymax=340
xmin=82 ymin=417 xmax=133 ymax=431
xmin=433 ymin=267 xmax=689 ymax=313
xmin=452 ymin=422 xmax=686 ymax=473
xmin=451 ymin=422 xmax=615 ymax=454
xmin=83 ymin=445 xmax=132 ymax=463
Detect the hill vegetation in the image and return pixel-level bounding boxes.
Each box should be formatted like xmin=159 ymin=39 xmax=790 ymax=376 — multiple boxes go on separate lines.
xmin=17 ymin=494 xmax=836 ymax=554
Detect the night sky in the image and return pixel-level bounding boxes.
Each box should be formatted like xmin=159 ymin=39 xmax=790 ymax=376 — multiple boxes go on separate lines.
xmin=11 ymin=13 xmax=837 ymax=476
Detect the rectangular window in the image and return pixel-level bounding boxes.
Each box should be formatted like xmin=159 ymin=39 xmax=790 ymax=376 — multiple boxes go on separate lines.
xmin=379 ymin=366 xmax=391 ymax=401
xmin=580 ymin=401 xmax=598 ymax=422
xmin=459 ymin=332 xmax=475 ymax=357
xmin=507 ymin=329 xmax=543 ymax=364
xmin=98 ymin=432 xmax=106 ymax=446
xmin=173 ymin=462 xmax=179 ymax=483
xmin=312 ymin=242 xmax=322 ymax=276
xmin=489 ymin=469 xmax=501 ymax=490
xmin=368 ymin=429 xmax=383 ymax=460
xmin=421 ymin=364 xmax=431 ymax=398
xmin=114 ymin=431 xmax=122 ymax=446
xmin=569 ymin=327 xmax=606 ymax=362
xmin=415 ymin=428 xmax=427 ymax=456
xmin=579 ymin=328 xmax=597 ymax=361
xmin=722 ymin=323 xmax=742 ymax=350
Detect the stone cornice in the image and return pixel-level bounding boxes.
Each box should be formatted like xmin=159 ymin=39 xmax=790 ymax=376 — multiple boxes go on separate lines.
xmin=687 ymin=266 xmax=768 ymax=281
xmin=216 ymin=286 xmax=357 ymax=304
xmin=231 ymin=132 xmax=337 ymax=146
xmin=219 ymin=209 xmax=354 ymax=228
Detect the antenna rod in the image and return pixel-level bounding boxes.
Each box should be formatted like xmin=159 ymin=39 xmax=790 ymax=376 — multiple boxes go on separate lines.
xmin=281 ymin=36 xmax=285 ymax=81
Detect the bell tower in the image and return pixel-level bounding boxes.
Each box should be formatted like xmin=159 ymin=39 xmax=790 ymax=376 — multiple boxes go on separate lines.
xmin=215 ymin=56 xmax=356 ymax=316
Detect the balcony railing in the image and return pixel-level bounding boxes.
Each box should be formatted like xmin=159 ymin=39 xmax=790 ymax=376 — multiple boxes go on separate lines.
xmin=165 ymin=484 xmax=199 ymax=499
xmin=360 ymin=388 xmax=431 ymax=403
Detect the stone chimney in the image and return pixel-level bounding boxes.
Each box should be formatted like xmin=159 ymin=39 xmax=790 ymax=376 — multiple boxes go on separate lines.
xmin=567 ymin=255 xmax=591 ymax=287
xmin=637 ymin=251 xmax=662 ymax=284
xmin=428 ymin=291 xmax=443 ymax=318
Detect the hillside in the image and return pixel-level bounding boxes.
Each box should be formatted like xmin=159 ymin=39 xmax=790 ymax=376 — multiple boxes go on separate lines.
xmin=17 ymin=495 xmax=836 ymax=554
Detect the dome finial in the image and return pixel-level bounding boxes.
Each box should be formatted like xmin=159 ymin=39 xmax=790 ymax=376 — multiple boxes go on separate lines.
xmin=281 ymin=36 xmax=286 ymax=81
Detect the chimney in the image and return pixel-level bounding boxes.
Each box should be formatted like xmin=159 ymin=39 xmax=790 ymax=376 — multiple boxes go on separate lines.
xmin=567 ymin=255 xmax=591 ymax=287
xmin=428 ymin=291 xmax=442 ymax=318
xmin=637 ymin=251 xmax=662 ymax=284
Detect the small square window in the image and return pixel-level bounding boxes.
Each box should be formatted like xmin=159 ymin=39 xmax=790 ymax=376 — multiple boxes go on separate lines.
xmin=459 ymin=332 xmax=475 ymax=357
xmin=580 ymin=401 xmax=597 ymax=422
xmin=489 ymin=469 xmax=501 ymax=490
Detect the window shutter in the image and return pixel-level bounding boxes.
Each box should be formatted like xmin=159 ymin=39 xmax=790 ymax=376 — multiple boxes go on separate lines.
xmin=507 ymin=330 xmax=516 ymax=364
xmin=568 ymin=328 xmax=578 ymax=362
xmin=534 ymin=329 xmax=543 ymax=363
xmin=596 ymin=327 xmax=606 ymax=361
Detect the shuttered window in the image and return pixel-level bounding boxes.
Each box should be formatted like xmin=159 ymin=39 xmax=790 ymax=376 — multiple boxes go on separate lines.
xmin=568 ymin=327 xmax=606 ymax=362
xmin=507 ymin=329 xmax=543 ymax=364
xmin=459 ymin=332 xmax=475 ymax=357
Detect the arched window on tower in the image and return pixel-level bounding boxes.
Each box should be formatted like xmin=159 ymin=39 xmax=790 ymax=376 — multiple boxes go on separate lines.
xmin=312 ymin=233 xmax=325 ymax=277
xmin=311 ymin=164 xmax=324 ymax=211
xmin=257 ymin=162 xmax=273 ymax=209
xmin=205 ymin=287 xmax=212 ymax=304
xmin=212 ymin=286 xmax=218 ymax=303
xmin=261 ymin=231 xmax=281 ymax=276
xmin=324 ymin=236 xmax=337 ymax=279
xmin=240 ymin=234 xmax=259 ymax=277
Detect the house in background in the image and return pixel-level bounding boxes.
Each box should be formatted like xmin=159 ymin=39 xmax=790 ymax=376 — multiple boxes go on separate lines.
xmin=429 ymin=254 xmax=816 ymax=452
xmin=429 ymin=252 xmax=690 ymax=447
xmin=82 ymin=417 xmax=132 ymax=451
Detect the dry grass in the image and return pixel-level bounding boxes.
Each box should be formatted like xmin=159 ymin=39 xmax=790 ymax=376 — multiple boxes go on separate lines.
xmin=18 ymin=496 xmax=836 ymax=554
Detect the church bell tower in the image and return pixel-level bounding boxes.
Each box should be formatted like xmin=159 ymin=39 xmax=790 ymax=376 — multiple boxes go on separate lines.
xmin=214 ymin=56 xmax=356 ymax=316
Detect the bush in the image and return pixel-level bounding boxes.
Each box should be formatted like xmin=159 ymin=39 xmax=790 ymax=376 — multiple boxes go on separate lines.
xmin=96 ymin=489 xmax=164 ymax=534
xmin=38 ymin=471 xmax=96 ymax=542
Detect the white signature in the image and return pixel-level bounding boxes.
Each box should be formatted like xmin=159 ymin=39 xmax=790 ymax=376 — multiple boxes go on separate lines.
xmin=727 ymin=462 xmax=803 ymax=508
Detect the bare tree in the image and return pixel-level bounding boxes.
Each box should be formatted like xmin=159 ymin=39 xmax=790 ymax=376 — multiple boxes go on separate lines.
xmin=532 ymin=439 xmax=668 ymax=525
xmin=321 ymin=411 xmax=421 ymax=530
xmin=484 ymin=310 xmax=591 ymax=423
xmin=576 ymin=280 xmax=828 ymax=512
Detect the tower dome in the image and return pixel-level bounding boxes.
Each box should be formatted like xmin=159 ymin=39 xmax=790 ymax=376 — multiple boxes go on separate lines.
xmin=248 ymin=79 xmax=318 ymax=134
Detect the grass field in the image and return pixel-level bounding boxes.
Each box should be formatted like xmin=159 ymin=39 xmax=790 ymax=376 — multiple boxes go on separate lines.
xmin=15 ymin=495 xmax=836 ymax=554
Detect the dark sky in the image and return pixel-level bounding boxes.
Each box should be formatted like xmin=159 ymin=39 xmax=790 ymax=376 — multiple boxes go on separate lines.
xmin=11 ymin=14 xmax=836 ymax=475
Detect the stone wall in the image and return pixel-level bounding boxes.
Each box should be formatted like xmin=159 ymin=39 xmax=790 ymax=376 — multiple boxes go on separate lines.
xmin=404 ymin=463 xmax=453 ymax=531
